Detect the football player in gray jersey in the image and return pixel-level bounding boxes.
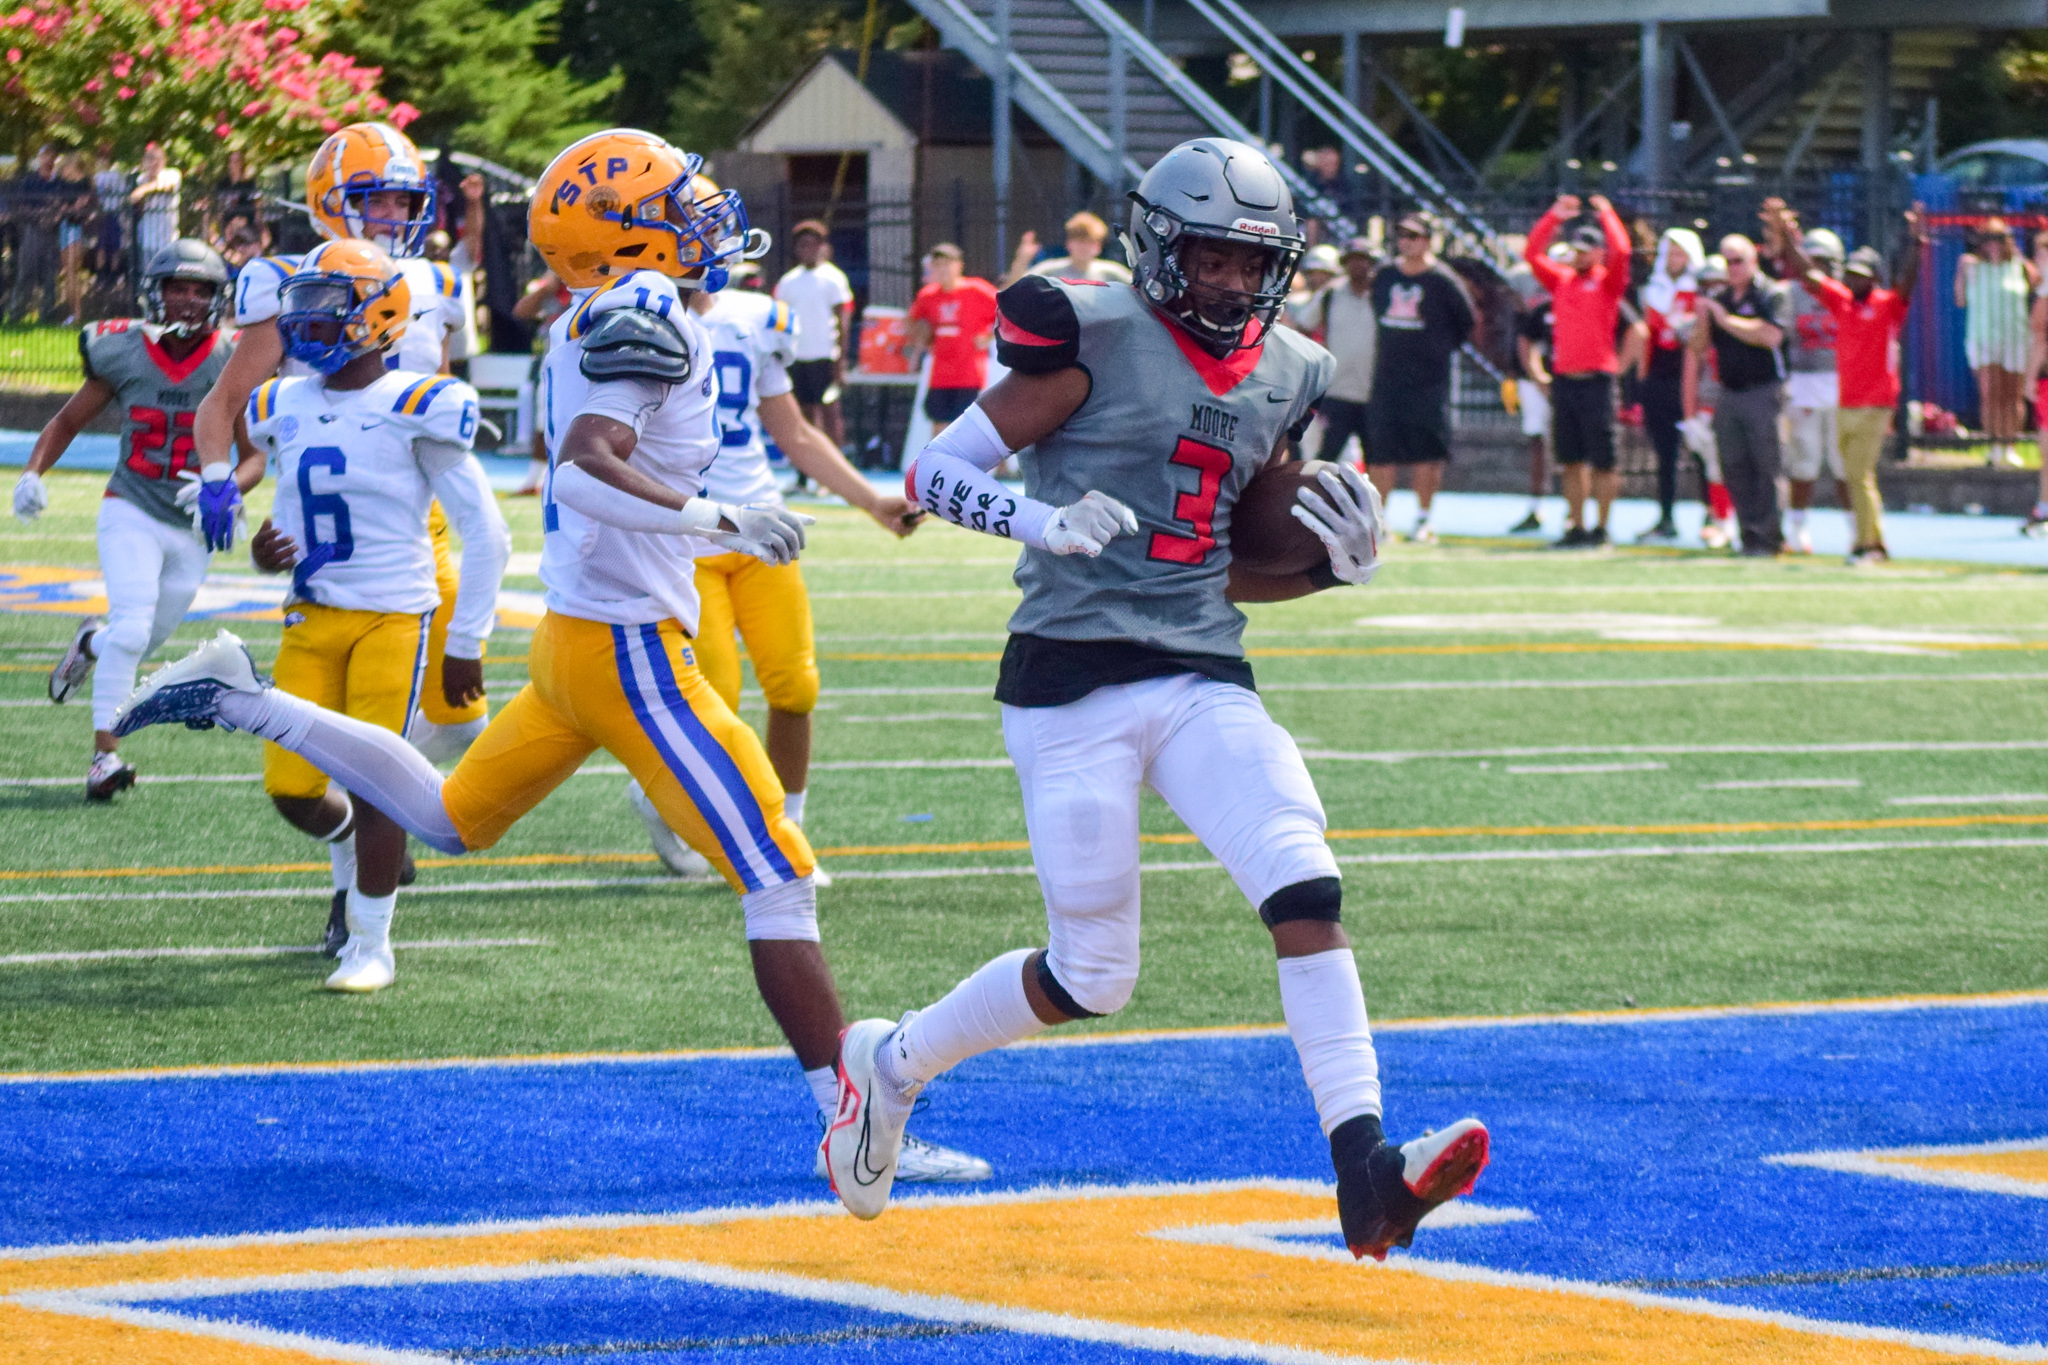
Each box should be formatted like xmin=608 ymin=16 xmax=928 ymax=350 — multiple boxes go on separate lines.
xmin=15 ymin=239 xmax=263 ymax=799
xmin=823 ymin=138 xmax=1491 ymax=1257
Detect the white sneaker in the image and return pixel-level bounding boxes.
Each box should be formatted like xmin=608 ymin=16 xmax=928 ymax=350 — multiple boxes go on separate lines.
xmin=1408 ymin=520 xmax=1437 ymax=545
xmin=48 ymin=615 xmax=101 ymax=703
xmin=324 ymin=939 xmax=395 ymax=992
xmin=110 ymin=631 xmax=264 ymax=737
xmin=1789 ymin=524 xmax=1813 ymax=555
xmin=625 ymin=779 xmax=717 ymax=880
xmin=84 ymin=750 xmax=136 ymax=801
xmin=1699 ymin=518 xmax=1733 ymax=550
xmin=822 ymin=1015 xmax=917 ymax=1219
xmin=812 ymin=1122 xmax=991 ymax=1182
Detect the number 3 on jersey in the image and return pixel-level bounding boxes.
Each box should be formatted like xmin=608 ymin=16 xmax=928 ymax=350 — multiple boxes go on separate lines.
xmin=1147 ymin=436 xmax=1232 ymax=565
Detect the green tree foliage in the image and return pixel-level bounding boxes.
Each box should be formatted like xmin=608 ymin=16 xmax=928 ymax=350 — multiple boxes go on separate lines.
xmin=1932 ymin=33 xmax=2048 ymax=153
xmin=330 ymin=0 xmax=619 ymax=172
xmin=666 ymin=0 xmax=917 ymax=154
xmin=547 ymin=0 xmax=700 ymax=136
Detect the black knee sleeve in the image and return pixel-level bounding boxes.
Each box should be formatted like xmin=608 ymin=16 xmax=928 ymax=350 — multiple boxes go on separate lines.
xmin=1034 ymin=950 xmax=1102 ymax=1020
xmin=1259 ymin=876 xmax=1343 ymax=928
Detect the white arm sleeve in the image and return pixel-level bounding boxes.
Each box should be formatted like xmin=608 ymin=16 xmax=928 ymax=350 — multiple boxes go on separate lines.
xmin=909 ymin=405 xmax=1056 ymax=546
xmin=550 ymin=459 xmax=690 ymax=536
xmin=424 ymin=455 xmax=511 ymax=659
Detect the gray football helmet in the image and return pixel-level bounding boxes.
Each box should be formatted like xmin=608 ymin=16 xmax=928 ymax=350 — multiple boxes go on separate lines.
xmin=1125 ymin=137 xmax=1305 ymax=351
xmin=141 ymin=238 xmax=231 ymax=337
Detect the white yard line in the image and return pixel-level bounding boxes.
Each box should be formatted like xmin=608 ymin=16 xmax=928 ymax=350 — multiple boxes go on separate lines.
xmin=0 ymin=938 xmax=546 ymax=966
xmin=1504 ymin=762 xmax=1669 ymax=775
xmin=1885 ymin=793 xmax=2048 ymax=806
xmin=1701 ymin=779 xmax=1865 ymax=790
xmin=839 ymin=713 xmax=994 ymax=723
xmin=1305 ymin=739 xmax=2048 ymax=763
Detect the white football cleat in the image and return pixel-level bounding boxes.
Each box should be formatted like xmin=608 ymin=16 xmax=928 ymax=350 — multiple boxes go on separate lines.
xmin=84 ymin=750 xmax=137 ymax=802
xmin=813 ymin=1124 xmax=991 ymax=1182
xmin=822 ymin=1015 xmax=916 ymax=1219
xmin=48 ymin=615 xmax=101 ymax=703
xmin=625 ymin=778 xmax=718 ymax=880
xmin=111 ymin=631 xmax=265 ymax=737
xmin=324 ymin=939 xmax=395 ymax=993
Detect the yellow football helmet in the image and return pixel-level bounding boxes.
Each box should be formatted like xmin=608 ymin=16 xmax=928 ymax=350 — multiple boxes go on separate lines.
xmin=277 ymin=239 xmax=411 ymax=374
xmin=529 ymin=129 xmax=766 ymax=290
xmin=306 ymin=122 xmax=437 ymax=255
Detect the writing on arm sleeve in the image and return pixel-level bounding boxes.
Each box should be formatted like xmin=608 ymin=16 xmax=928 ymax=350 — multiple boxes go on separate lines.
xmin=993 ymin=274 xmax=1081 ymax=373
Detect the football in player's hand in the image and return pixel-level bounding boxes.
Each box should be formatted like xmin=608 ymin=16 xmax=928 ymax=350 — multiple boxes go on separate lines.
xmin=1231 ymin=459 xmax=1338 ymax=575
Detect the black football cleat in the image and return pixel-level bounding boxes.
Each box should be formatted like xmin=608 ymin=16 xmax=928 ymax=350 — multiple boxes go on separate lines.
xmin=320 ymin=889 xmax=350 ymax=958
xmin=398 ymin=851 xmax=417 ymax=887
xmin=1332 ymin=1113 xmax=1491 ymax=1261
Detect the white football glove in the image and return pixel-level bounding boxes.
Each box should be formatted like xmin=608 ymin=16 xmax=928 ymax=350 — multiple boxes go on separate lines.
xmin=1043 ymin=490 xmax=1138 ymax=557
xmin=1290 ymin=464 xmax=1385 ymax=586
xmin=1677 ymin=413 xmax=1716 ymax=460
xmin=680 ymin=498 xmax=814 ymax=567
xmin=12 ymin=469 xmax=47 ymax=524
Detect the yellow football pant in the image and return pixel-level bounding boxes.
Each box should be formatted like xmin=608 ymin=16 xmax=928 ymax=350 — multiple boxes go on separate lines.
xmin=692 ymin=551 xmax=818 ymax=715
xmin=419 ymin=500 xmax=490 ymax=727
xmin=442 ymin=612 xmax=815 ymax=893
xmin=1837 ymin=406 xmax=1891 ymax=552
xmin=265 ymin=603 xmax=432 ymax=799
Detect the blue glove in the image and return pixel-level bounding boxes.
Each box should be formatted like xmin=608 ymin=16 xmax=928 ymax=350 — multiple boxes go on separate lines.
xmin=194 ymin=468 xmax=244 ymax=552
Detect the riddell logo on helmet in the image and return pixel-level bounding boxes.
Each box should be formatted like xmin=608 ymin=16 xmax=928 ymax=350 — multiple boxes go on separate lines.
xmin=1231 ymin=218 xmax=1278 ymax=235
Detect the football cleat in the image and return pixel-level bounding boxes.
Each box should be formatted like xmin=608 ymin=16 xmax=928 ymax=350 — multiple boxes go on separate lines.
xmin=48 ymin=616 xmax=102 ymax=704
xmin=822 ymin=1015 xmax=917 ymax=1219
xmin=1407 ymin=520 xmax=1437 ymax=545
xmin=320 ymin=889 xmax=350 ymax=957
xmin=812 ymin=1120 xmax=992 ymax=1183
xmin=1789 ymin=525 xmax=1814 ymax=555
xmin=1508 ymin=510 xmax=1543 ymax=535
xmin=1332 ymin=1114 xmax=1490 ymax=1262
xmin=84 ymin=750 xmax=136 ymax=802
xmin=625 ymin=778 xmax=718 ymax=880
xmin=1635 ymin=519 xmax=1679 ymax=546
xmin=111 ymin=631 xmax=264 ymax=738
xmin=324 ymin=939 xmax=395 ymax=993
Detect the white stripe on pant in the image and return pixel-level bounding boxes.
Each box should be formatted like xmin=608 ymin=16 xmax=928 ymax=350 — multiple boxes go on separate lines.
xmin=92 ymin=495 xmax=210 ymax=733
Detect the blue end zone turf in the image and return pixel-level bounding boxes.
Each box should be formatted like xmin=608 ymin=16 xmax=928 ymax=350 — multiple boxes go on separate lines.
xmin=6 ymin=1000 xmax=2045 ymax=1349
xmin=139 ymin=1277 xmax=1200 ymax=1363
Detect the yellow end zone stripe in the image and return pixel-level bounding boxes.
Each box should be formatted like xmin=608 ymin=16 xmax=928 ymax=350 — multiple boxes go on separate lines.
xmin=4 ymin=812 xmax=2046 ymax=882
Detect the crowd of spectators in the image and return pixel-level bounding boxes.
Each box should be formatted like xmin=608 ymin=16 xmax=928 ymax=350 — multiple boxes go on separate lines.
xmin=1280 ymin=193 xmax=1929 ymax=562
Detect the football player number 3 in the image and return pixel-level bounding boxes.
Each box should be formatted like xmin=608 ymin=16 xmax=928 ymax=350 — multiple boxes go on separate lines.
xmin=1147 ymin=437 xmax=1231 ymax=565
xmin=297 ymin=447 xmax=354 ymax=563
xmin=124 ymin=406 xmax=195 ymax=479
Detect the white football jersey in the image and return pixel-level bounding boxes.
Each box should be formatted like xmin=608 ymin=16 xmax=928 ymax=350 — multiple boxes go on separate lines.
xmin=540 ymin=270 xmax=724 ymax=631
xmin=248 ymin=369 xmax=481 ymax=616
xmin=233 ymin=252 xmax=462 ymax=375
xmin=698 ymin=290 xmax=797 ymax=509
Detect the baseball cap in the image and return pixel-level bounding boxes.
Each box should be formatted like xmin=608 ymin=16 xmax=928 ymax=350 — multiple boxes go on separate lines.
xmin=1698 ymin=253 xmax=1729 ymax=283
xmin=1545 ymin=241 xmax=1575 ymax=264
xmin=1844 ymin=245 xmax=1885 ymax=279
xmin=1302 ymin=243 xmax=1342 ymax=273
xmin=1394 ymin=213 xmax=1432 ymax=238
xmin=1568 ymin=224 xmax=1607 ymax=251
xmin=928 ymin=242 xmax=964 ymax=261
xmin=1801 ymin=228 xmax=1846 ymax=263
xmin=1339 ymin=236 xmax=1378 ymax=261
xmin=791 ymin=219 xmax=830 ymax=241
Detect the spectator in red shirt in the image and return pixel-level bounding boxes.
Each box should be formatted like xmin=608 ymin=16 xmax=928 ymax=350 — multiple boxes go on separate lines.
xmin=907 ymin=243 xmax=999 ymax=434
xmin=1526 ymin=193 xmax=1632 ymax=548
xmin=1771 ymin=202 xmax=1925 ymax=564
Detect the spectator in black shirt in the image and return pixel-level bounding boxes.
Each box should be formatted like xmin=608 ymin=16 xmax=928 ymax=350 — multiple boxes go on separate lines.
xmin=6 ymin=145 xmax=62 ymax=324
xmin=1368 ymin=213 xmax=1476 ymax=543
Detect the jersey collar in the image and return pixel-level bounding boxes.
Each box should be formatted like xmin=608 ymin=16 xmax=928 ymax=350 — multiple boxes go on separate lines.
xmin=1150 ymin=306 xmax=1265 ymax=397
xmin=141 ymin=329 xmax=218 ymax=386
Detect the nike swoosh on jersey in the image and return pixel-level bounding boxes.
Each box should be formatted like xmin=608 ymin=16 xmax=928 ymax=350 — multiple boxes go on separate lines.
xmin=1267 ymin=390 xmax=1291 ymax=402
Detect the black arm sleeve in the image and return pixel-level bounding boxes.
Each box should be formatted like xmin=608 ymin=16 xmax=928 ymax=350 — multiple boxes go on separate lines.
xmin=994 ymin=275 xmax=1080 ymax=374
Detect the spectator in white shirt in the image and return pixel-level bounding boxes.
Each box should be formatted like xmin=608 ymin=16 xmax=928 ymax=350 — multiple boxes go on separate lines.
xmin=127 ymin=142 xmax=182 ymax=261
xmin=774 ymin=219 xmax=855 ymax=450
xmin=1303 ymin=238 xmax=1379 ymax=464
xmin=999 ymin=210 xmax=1133 ymax=287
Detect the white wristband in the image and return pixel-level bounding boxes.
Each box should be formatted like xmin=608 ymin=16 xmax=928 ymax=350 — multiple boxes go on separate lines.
xmin=676 ymin=497 xmax=732 ymax=538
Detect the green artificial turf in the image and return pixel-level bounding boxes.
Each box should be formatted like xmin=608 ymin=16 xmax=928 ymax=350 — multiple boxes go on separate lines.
xmin=2 ymin=469 xmax=2046 ymax=1073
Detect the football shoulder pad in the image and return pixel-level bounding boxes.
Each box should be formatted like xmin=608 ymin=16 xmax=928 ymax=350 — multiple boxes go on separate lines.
xmin=994 ymin=274 xmax=1080 ymax=374
xmin=389 ymin=374 xmax=481 ymax=447
xmin=566 ymin=269 xmax=685 ymax=339
xmin=579 ymin=306 xmax=692 ymax=384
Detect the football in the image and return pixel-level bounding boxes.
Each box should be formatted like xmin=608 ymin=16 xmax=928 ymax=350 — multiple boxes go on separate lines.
xmin=1230 ymin=459 xmax=1338 ymax=576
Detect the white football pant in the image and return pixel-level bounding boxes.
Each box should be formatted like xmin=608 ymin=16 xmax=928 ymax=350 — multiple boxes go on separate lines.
xmin=92 ymin=496 xmax=209 ymax=733
xmin=1002 ymin=672 xmax=1340 ymax=1016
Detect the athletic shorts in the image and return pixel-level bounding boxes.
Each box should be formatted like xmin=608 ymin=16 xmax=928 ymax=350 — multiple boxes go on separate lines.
xmin=693 ymin=550 xmax=818 ymax=716
xmin=1366 ymin=383 xmax=1450 ymax=464
xmin=441 ymin=612 xmax=813 ymax=893
xmin=1782 ymin=405 xmax=1844 ymax=482
xmin=419 ymin=500 xmax=489 ymax=727
xmin=1516 ymin=379 xmax=1552 ymax=439
xmin=1315 ymin=396 xmax=1371 ymax=462
xmin=1551 ymin=373 xmax=1616 ymax=471
xmin=265 ymin=604 xmax=432 ymax=800
xmin=789 ymin=359 xmax=836 ymax=407
xmin=923 ymin=386 xmax=980 ymax=425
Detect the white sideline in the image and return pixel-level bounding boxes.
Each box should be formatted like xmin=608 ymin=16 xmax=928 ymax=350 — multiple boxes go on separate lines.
xmin=1306 ymin=738 xmax=2048 ymax=763
xmin=1504 ymin=762 xmax=1668 ymax=775
xmin=0 ymin=938 xmax=546 ymax=966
